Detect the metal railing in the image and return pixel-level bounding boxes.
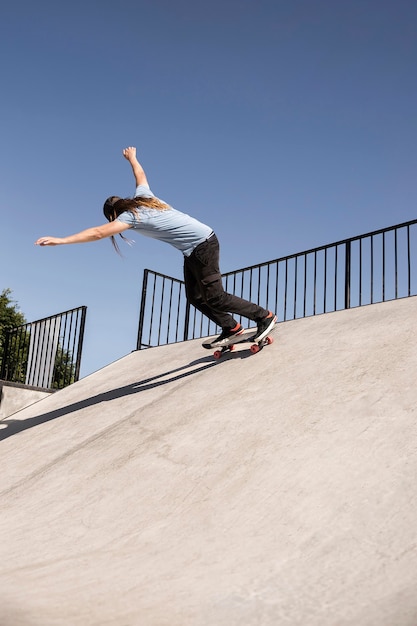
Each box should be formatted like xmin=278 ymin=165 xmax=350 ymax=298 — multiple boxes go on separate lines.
xmin=1 ymin=306 xmax=87 ymax=390
xmin=136 ymin=219 xmax=417 ymax=350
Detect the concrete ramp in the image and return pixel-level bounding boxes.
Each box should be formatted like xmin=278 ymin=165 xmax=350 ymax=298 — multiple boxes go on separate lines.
xmin=1 ymin=297 xmax=417 ymax=626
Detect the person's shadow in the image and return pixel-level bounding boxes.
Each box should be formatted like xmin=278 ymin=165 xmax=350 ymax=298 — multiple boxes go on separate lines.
xmin=0 ymin=355 xmax=221 ymax=441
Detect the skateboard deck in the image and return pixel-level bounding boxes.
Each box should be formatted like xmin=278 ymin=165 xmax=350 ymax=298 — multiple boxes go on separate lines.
xmin=202 ymin=325 xmax=276 ymax=359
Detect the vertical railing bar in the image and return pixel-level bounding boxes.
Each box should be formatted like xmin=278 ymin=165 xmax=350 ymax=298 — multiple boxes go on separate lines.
xmin=46 ymin=315 xmax=54 ymax=388
xmin=199 ymin=298 xmax=205 ymax=338
xmin=165 ymin=280 xmax=174 ymax=345
xmin=66 ymin=312 xmax=76 ymax=388
xmin=60 ymin=313 xmax=69 ymax=388
xmin=52 ymin=315 xmax=60 ymax=388
xmin=382 ymin=231 xmax=386 ymax=302
xmin=175 ymin=283 xmax=182 ymax=342
xmin=265 ymin=263 xmax=270 ymax=309
xmin=35 ymin=322 xmax=45 ymax=387
xmin=345 ymin=240 xmax=351 ymax=310
xmin=394 ymin=228 xmax=398 ymax=300
xmin=148 ymin=274 xmax=157 ymax=347
xmin=274 ymin=261 xmax=279 ymax=319
xmin=359 ymin=239 xmax=363 ymax=306
xmin=303 ymin=254 xmax=307 ymax=318
xmin=74 ymin=307 xmax=87 ymax=384
xmin=249 ymin=268 xmax=253 ymax=306
xmin=293 ymin=256 xmax=298 ymax=319
xmin=157 ymin=278 xmax=166 ymax=345
xmin=68 ymin=310 xmax=79 ymax=386
xmin=137 ymin=269 xmax=149 ymax=350
xmin=257 ymin=266 xmax=261 ymax=307
xmin=370 ymin=236 xmax=374 ymax=304
xmin=284 ymin=259 xmax=288 ymax=322
xmin=313 ymin=250 xmax=317 ymax=316
xmin=407 ymin=225 xmax=411 ymax=297
xmin=183 ymin=299 xmax=191 ymax=342
xmin=188 ymin=294 xmax=196 ymax=340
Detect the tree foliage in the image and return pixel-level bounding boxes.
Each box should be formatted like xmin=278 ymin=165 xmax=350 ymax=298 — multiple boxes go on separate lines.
xmin=0 ymin=289 xmax=26 ymax=360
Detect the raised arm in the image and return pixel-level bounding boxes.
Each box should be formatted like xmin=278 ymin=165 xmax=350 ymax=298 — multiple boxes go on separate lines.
xmin=123 ymin=146 xmax=149 ymax=187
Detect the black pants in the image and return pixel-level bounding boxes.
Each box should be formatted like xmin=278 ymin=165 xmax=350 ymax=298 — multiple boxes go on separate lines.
xmin=183 ymin=233 xmax=268 ymax=330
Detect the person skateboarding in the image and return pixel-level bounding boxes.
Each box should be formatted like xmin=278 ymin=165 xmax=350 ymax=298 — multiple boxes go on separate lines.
xmin=35 ymin=146 xmax=276 ymax=346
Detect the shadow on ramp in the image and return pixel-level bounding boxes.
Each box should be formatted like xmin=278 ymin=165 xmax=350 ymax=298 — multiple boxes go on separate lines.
xmin=0 ymin=356 xmax=217 ymax=441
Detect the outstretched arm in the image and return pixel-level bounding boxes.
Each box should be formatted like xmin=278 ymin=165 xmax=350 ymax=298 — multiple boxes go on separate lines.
xmin=123 ymin=146 xmax=149 ymax=187
xmin=35 ymin=220 xmax=131 ymax=246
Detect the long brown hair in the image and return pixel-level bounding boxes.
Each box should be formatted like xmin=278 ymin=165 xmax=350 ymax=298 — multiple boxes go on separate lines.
xmin=103 ymin=195 xmax=170 ymax=254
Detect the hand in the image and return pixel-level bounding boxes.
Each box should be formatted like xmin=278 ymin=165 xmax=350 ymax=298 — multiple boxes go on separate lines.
xmin=35 ymin=236 xmax=63 ymax=246
xmin=123 ymin=146 xmax=137 ymax=162
xmin=123 ymin=146 xmax=148 ymax=186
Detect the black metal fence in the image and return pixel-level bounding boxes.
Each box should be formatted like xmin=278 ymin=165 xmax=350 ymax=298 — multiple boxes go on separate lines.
xmin=137 ymin=219 xmax=417 ymax=350
xmin=1 ymin=306 xmax=87 ymax=390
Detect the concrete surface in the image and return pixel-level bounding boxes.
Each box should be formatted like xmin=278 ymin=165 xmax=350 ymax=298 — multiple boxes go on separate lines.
xmin=0 ymin=382 xmax=52 ymax=419
xmin=0 ymin=297 xmax=416 ymax=626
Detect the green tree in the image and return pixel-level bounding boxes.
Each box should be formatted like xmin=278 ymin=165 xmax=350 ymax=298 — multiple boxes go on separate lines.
xmin=0 ymin=289 xmax=27 ymax=378
xmin=0 ymin=289 xmax=26 ymax=336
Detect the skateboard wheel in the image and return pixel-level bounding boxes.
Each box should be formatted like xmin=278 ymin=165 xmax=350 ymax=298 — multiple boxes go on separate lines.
xmin=250 ymin=343 xmax=260 ymax=354
xmin=229 ymin=344 xmax=235 ymax=351
xmin=265 ymin=335 xmax=274 ymax=345
xmin=213 ymin=350 xmax=223 ymax=359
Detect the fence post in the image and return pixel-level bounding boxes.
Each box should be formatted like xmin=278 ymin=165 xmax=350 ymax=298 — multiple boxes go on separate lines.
xmin=345 ymin=240 xmax=351 ymax=309
xmin=73 ymin=306 xmax=87 ymax=382
xmin=183 ymin=301 xmax=191 ymax=342
xmin=136 ymin=269 xmax=149 ymax=350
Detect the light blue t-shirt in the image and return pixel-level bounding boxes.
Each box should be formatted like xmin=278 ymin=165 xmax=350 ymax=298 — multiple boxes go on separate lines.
xmin=116 ymin=185 xmax=213 ymax=257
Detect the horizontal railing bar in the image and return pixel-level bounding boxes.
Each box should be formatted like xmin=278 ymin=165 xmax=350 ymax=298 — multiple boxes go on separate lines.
xmin=139 ymin=270 xmax=184 ymax=284
xmin=222 ymin=218 xmax=417 ymax=278
xmin=8 ymin=306 xmax=87 ymax=332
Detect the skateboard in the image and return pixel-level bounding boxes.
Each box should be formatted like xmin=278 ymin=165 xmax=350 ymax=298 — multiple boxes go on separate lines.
xmin=202 ymin=325 xmax=276 ymax=359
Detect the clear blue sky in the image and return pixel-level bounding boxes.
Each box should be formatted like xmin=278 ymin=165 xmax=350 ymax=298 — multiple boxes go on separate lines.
xmin=1 ymin=0 xmax=416 ymax=377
